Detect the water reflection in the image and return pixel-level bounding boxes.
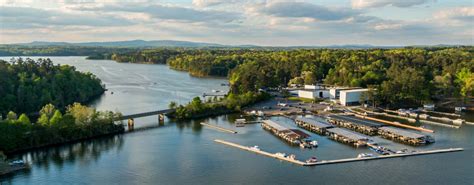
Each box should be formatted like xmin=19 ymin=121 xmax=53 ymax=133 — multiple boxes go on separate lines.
xmin=26 ymin=135 xmax=123 ymax=169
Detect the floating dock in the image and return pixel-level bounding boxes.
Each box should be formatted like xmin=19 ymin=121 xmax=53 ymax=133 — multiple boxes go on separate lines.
xmin=354 ymin=114 xmax=434 ymax=133
xmin=214 ymin=139 xmax=464 ymax=167
xmin=214 ymin=139 xmax=307 ymax=165
xmin=200 ymin=122 xmax=237 ymax=134
xmin=295 ymin=117 xmax=333 ymax=135
xmin=328 ymin=115 xmax=383 ymax=136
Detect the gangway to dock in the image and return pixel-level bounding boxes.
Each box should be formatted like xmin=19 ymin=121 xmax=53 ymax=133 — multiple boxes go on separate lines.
xmin=214 ymin=139 xmax=463 ymax=167
xmin=201 ymin=123 xmax=238 ymax=134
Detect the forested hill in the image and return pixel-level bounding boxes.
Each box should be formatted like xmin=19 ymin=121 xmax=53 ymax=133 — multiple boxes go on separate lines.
xmin=166 ymin=47 xmax=473 ymax=108
xmin=0 ymin=58 xmax=105 ymax=115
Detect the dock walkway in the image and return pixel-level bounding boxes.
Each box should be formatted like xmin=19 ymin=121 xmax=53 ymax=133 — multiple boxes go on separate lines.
xmin=201 ymin=123 xmax=237 ymax=134
xmin=214 ymin=139 xmax=463 ymax=167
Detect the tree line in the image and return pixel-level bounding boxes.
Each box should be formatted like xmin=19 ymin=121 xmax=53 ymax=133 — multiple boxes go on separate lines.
xmin=0 ymin=58 xmax=105 ymax=115
xmin=165 ymin=47 xmax=473 ymax=108
xmin=0 ymin=103 xmax=123 ymax=153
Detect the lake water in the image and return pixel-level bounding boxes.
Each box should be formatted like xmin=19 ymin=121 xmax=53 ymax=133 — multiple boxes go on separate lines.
xmin=1 ymin=57 xmax=473 ymax=185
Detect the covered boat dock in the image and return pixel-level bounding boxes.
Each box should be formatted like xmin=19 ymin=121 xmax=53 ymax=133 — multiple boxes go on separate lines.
xmin=378 ymin=127 xmax=435 ymax=146
xmin=295 ymin=117 xmax=334 ymax=135
xmin=328 ymin=114 xmax=383 ymax=135
xmin=326 ymin=127 xmax=370 ymax=147
xmin=262 ymin=120 xmax=308 ymax=144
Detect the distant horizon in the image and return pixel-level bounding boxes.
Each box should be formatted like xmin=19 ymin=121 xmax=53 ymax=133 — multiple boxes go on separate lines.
xmin=2 ymin=39 xmax=472 ymax=48
xmin=1 ymin=0 xmax=473 ymax=46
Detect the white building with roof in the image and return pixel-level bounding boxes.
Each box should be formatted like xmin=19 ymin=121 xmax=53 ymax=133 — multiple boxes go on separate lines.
xmin=298 ymin=89 xmax=330 ymax=99
xmin=339 ymin=88 xmax=369 ymax=106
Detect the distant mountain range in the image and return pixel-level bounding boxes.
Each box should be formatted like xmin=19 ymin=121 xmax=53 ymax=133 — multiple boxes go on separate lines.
xmin=4 ymin=40 xmax=464 ymax=49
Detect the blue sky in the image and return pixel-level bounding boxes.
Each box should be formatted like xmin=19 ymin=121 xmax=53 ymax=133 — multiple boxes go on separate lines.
xmin=0 ymin=0 xmax=473 ymax=46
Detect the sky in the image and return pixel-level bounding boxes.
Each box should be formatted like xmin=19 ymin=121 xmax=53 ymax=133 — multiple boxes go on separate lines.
xmin=0 ymin=0 xmax=473 ymax=46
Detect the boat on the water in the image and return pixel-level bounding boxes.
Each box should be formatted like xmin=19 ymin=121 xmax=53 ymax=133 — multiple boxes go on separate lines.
xmin=275 ymin=152 xmax=287 ymax=158
xmin=250 ymin=145 xmax=260 ymax=151
xmin=357 ymin=153 xmax=374 ymax=158
xmin=306 ymin=156 xmax=318 ymax=163
xmin=287 ymin=154 xmax=296 ymax=160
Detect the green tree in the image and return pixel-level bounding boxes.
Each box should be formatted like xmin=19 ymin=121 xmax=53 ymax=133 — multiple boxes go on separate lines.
xmin=49 ymin=110 xmax=63 ymax=126
xmin=17 ymin=114 xmax=31 ymax=124
xmin=169 ymin=101 xmax=177 ymax=109
xmin=456 ymin=68 xmax=474 ymax=97
xmin=39 ymin=104 xmax=56 ymax=118
xmin=6 ymin=111 xmax=17 ymax=121
xmin=67 ymin=103 xmax=94 ymax=125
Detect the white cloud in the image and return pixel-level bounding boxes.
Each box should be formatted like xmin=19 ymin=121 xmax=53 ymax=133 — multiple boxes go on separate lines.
xmin=351 ymin=0 xmax=435 ymax=8
xmin=0 ymin=1 xmax=472 ymax=45
xmin=257 ymin=1 xmax=360 ymax=21
xmin=434 ymin=7 xmax=474 ymax=21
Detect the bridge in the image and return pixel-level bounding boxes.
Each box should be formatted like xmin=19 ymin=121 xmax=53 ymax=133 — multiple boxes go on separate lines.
xmin=115 ymin=109 xmax=175 ymax=130
xmin=117 ymin=109 xmax=175 ymax=120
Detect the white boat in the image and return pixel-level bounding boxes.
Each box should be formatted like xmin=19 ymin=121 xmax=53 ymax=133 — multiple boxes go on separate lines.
xmin=250 ymin=145 xmax=260 ymax=151
xmin=306 ymin=157 xmax=318 ymax=163
xmin=357 ymin=153 xmax=374 ymax=158
xmin=275 ymin=152 xmax=287 ymax=158
xmin=455 ymin=107 xmax=466 ymax=112
xmin=310 ymin=140 xmax=318 ymax=147
xmin=287 ymin=154 xmax=296 ymax=160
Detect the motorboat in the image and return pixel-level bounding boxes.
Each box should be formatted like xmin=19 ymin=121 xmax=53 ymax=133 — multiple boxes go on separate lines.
xmin=250 ymin=145 xmax=260 ymax=151
xmin=306 ymin=157 xmax=318 ymax=163
xmin=287 ymin=154 xmax=296 ymax=160
xmin=357 ymin=153 xmax=374 ymax=158
xmin=310 ymin=140 xmax=318 ymax=147
xmin=275 ymin=152 xmax=287 ymax=158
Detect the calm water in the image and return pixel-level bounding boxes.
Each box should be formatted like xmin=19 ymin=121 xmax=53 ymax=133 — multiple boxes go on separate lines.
xmin=1 ymin=57 xmax=473 ymax=185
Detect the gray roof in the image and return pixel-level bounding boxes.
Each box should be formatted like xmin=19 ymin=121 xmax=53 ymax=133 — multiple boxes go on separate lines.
xmin=379 ymin=127 xmax=427 ymax=139
xmin=330 ymin=115 xmax=383 ymax=127
xmin=296 ymin=117 xmax=333 ymax=128
xmin=263 ymin=120 xmax=289 ymax=132
xmin=327 ymin=128 xmax=368 ymax=141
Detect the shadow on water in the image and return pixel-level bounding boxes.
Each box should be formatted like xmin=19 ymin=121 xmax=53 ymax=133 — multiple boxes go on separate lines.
xmin=0 ymin=135 xmax=124 ymax=182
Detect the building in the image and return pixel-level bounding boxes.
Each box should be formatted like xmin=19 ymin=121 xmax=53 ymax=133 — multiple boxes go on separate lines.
xmin=378 ymin=127 xmax=435 ymax=146
xmin=262 ymin=120 xmax=309 ymax=144
xmin=339 ymin=89 xmax=369 ymax=106
xmin=326 ymin=127 xmax=370 ymax=147
xmin=295 ymin=117 xmax=333 ymax=135
xmin=329 ymin=87 xmax=353 ymax=100
xmin=298 ymin=89 xmax=330 ymax=99
xmin=327 ymin=114 xmax=383 ymax=136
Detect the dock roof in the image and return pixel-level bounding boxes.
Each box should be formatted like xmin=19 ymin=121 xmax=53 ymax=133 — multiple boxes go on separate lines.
xmin=263 ymin=120 xmax=289 ymax=132
xmin=296 ymin=117 xmax=333 ymax=128
xmin=327 ymin=128 xmax=368 ymax=141
xmin=379 ymin=127 xmax=427 ymax=139
xmin=329 ymin=115 xmax=383 ymax=127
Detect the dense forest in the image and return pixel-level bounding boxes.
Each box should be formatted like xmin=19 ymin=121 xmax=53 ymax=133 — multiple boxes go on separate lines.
xmin=0 ymin=58 xmax=105 ymax=115
xmin=115 ymin=47 xmax=473 ymax=108
xmin=0 ymin=103 xmax=124 ymax=153
xmin=0 ymin=45 xmax=137 ymax=57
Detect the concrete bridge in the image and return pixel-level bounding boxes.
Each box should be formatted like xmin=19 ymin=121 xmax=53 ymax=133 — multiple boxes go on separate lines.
xmin=115 ymin=109 xmax=175 ymax=130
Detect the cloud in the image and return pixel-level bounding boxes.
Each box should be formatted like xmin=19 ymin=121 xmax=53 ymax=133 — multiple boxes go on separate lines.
xmin=434 ymin=7 xmax=474 ymax=21
xmin=79 ymin=3 xmax=241 ymax=23
xmin=0 ymin=6 xmax=133 ymax=29
xmin=351 ymin=0 xmax=435 ymax=8
xmin=257 ymin=2 xmax=360 ymax=21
